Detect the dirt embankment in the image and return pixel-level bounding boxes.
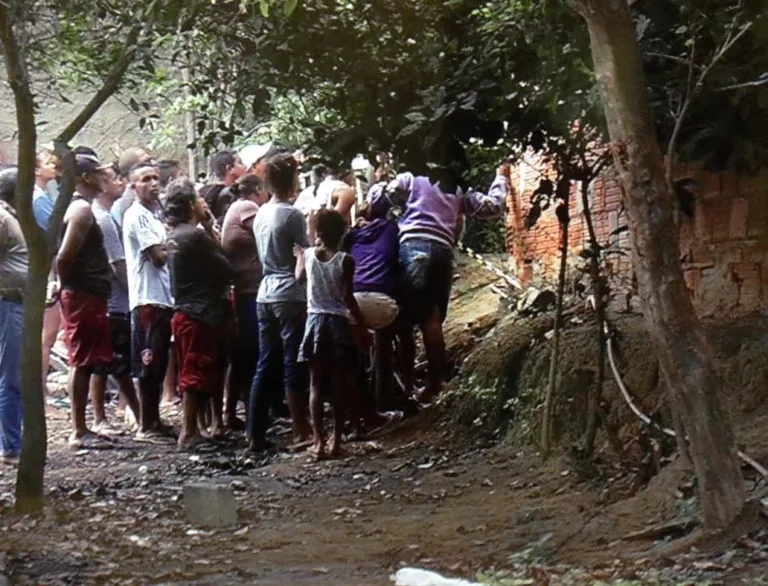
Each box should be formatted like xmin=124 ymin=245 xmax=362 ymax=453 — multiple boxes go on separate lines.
xmin=444 ymin=255 xmax=768 ymax=474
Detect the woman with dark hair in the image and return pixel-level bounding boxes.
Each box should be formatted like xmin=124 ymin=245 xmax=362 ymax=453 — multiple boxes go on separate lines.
xmin=165 ymin=179 xmax=235 ymax=448
xmin=220 ymin=174 xmax=269 ymax=429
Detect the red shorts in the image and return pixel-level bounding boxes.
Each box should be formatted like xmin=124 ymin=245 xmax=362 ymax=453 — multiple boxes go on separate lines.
xmin=171 ymin=312 xmax=221 ymax=394
xmin=59 ymin=289 xmax=113 ymax=368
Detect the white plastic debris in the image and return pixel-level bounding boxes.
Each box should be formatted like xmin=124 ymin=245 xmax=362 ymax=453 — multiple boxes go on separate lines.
xmin=392 ymin=568 xmax=481 ymax=586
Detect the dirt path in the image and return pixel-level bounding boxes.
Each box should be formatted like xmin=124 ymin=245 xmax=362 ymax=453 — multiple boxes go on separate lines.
xmin=3 ymin=400 xmax=768 ymax=585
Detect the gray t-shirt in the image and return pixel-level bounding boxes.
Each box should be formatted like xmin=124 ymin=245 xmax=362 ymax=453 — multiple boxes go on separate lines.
xmin=110 ymin=185 xmax=136 ymax=229
xmin=253 ymin=199 xmax=309 ymax=303
xmin=0 ymin=203 xmax=28 ymax=297
xmin=123 ymin=200 xmax=173 ymax=310
xmin=93 ymin=201 xmax=130 ymax=314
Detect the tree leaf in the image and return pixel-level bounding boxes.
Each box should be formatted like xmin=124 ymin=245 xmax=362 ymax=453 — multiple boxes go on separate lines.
xmin=259 ymin=0 xmax=269 ymax=18
xmin=283 ymin=0 xmax=298 ymax=17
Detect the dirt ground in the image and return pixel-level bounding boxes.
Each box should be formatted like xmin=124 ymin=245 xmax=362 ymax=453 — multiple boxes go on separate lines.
xmin=3 ymin=256 xmax=768 ymax=585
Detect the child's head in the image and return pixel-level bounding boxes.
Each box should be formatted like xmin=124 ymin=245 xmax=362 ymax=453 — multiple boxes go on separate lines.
xmin=315 ymin=208 xmax=346 ymax=249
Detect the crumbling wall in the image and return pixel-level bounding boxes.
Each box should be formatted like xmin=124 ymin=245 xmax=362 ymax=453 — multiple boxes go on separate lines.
xmin=506 ymin=152 xmax=768 ymax=318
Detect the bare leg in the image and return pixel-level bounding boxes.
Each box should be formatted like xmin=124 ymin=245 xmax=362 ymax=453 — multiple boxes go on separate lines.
xmin=308 ymin=359 xmax=325 ymax=458
xmin=374 ymin=329 xmax=395 ymax=411
xmin=418 ymin=308 xmax=445 ymax=402
xmin=89 ymin=374 xmax=108 ymax=427
xmin=162 ymin=344 xmax=177 ymax=404
xmin=42 ymin=304 xmax=61 ymax=395
xmin=399 ymin=324 xmax=416 ymax=398
xmin=210 ymin=389 xmax=225 ymax=439
xmin=178 ymin=391 xmax=204 ymax=448
xmin=116 ymin=375 xmax=140 ymax=424
xmin=69 ymin=366 xmax=92 ymax=440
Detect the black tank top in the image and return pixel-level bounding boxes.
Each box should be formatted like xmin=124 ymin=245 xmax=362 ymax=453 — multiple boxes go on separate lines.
xmin=60 ymin=196 xmax=112 ymax=299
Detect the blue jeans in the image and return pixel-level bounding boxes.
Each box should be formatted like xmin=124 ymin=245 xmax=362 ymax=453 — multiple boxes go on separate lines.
xmin=248 ymin=301 xmax=307 ymax=443
xmin=398 ymin=238 xmax=454 ymax=324
xmin=0 ymin=299 xmax=23 ymax=457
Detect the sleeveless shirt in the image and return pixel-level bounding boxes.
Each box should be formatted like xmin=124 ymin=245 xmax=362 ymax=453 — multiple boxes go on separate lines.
xmin=60 ymin=195 xmax=112 ymax=299
xmin=305 ymin=248 xmax=348 ymax=318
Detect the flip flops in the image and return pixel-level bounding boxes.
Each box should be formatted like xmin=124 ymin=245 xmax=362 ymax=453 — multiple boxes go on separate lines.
xmin=68 ymin=432 xmax=114 ymax=450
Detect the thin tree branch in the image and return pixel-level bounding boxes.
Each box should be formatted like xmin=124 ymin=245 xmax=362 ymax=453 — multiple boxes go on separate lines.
xmin=665 ymin=20 xmax=753 ymax=187
xmin=716 ymin=77 xmax=768 ymax=91
xmin=55 ymin=23 xmax=143 ymax=144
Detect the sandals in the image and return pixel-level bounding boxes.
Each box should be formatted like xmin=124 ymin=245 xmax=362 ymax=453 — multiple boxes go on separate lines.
xmin=68 ymin=432 xmax=114 ymax=450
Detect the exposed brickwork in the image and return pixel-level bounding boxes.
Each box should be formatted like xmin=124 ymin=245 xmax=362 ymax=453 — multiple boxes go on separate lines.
xmin=506 ymin=154 xmax=768 ymax=318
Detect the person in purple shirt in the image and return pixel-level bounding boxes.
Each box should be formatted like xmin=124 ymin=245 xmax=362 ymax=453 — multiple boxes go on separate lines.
xmin=345 ymin=202 xmax=401 ymax=411
xmin=370 ymin=162 xmax=509 ymax=403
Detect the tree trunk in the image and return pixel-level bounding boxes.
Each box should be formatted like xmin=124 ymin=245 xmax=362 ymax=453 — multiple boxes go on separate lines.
xmin=15 ymin=260 xmax=48 ymax=514
xmin=580 ymin=179 xmax=605 ymax=455
xmin=574 ymin=0 xmax=745 ymax=531
xmin=541 ymin=197 xmax=569 ymax=458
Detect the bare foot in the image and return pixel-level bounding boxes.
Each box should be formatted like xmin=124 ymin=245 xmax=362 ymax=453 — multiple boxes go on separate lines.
xmin=328 ymin=437 xmax=343 ymax=458
xmin=308 ymin=443 xmax=327 ymax=461
xmin=177 ymin=433 xmax=206 ymax=451
xmin=209 ymin=425 xmax=227 ymax=441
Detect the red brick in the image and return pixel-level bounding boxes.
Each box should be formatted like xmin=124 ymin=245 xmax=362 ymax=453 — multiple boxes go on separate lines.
xmin=710 ymin=199 xmax=732 ymax=242
xmin=746 ymin=193 xmax=768 ymax=238
xmin=729 ymin=198 xmax=748 ymax=239
xmin=695 ymin=200 xmax=714 ymax=241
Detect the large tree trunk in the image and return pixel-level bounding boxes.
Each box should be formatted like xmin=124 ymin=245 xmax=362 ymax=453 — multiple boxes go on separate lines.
xmin=1 ymin=5 xmax=143 ymax=513
xmin=573 ymin=0 xmax=745 ymax=530
xmin=0 ymin=3 xmax=50 ymax=514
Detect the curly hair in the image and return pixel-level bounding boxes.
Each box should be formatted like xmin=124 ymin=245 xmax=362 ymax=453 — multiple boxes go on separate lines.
xmin=315 ymin=208 xmax=346 ymax=249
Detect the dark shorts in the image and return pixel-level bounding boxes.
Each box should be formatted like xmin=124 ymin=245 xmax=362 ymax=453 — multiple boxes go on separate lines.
xmin=60 ymin=289 xmax=113 ymax=368
xmin=398 ymin=238 xmax=454 ymax=325
xmin=171 ymin=312 xmax=221 ymax=394
xmin=93 ymin=314 xmax=131 ymax=378
xmin=298 ymin=313 xmax=357 ymax=366
xmin=131 ymin=305 xmax=172 ymax=381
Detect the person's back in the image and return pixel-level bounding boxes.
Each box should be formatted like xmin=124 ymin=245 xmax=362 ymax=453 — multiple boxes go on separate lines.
xmin=346 ymin=218 xmax=399 ymax=298
xmin=168 ymin=223 xmax=233 ymax=325
xmin=92 ymin=202 xmax=130 ymax=314
xmin=253 ymin=199 xmax=308 ymax=303
xmin=59 ymin=198 xmax=111 ymax=299
xmin=397 ymin=173 xmax=462 ymax=249
xmin=305 ymin=248 xmax=348 ymax=318
xmin=0 ymin=203 xmax=28 ymax=297
xmin=221 ymin=198 xmax=262 ymax=296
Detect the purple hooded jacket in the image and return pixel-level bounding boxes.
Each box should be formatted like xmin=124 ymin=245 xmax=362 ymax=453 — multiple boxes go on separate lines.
xmin=345 ymin=218 xmax=399 ymax=297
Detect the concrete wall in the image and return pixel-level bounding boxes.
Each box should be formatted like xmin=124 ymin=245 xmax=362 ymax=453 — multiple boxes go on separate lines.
xmin=0 ymin=73 xmax=183 ymax=166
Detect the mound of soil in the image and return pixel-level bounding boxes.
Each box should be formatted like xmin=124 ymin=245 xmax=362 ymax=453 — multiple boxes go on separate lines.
xmin=456 ymin=305 xmax=768 ymax=470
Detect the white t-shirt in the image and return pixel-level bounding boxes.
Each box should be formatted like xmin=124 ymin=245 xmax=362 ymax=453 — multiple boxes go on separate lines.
xmin=294 ymin=184 xmax=322 ymax=215
xmin=122 ymin=200 xmax=173 ymax=310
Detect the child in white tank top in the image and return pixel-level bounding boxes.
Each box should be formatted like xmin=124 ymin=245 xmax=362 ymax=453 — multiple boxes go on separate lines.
xmin=295 ymin=209 xmax=371 ymax=459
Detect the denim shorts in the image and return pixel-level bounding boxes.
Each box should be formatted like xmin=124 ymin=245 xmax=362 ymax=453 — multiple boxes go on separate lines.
xmin=398 ymin=238 xmax=454 ymax=325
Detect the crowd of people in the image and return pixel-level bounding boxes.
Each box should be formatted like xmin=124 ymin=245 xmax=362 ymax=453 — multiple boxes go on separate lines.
xmin=0 ymin=141 xmax=508 ymax=462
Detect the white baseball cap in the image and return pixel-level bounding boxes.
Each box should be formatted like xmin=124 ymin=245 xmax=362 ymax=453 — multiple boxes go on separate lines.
xmin=239 ymin=142 xmax=273 ymax=169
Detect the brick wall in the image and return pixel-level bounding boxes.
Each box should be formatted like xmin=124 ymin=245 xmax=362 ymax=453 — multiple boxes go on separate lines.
xmin=506 ymin=153 xmax=768 ymax=317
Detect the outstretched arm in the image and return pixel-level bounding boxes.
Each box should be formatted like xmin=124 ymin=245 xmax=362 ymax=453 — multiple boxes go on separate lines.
xmin=462 ymin=164 xmax=510 ymax=220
